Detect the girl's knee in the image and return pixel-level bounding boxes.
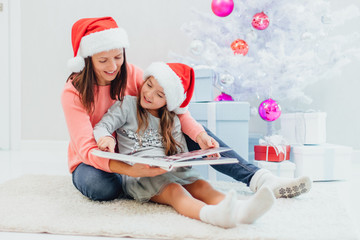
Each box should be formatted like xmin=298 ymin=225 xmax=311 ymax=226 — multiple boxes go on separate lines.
xmin=190 ymin=179 xmax=213 ymax=191
xmin=163 ymin=183 xmax=186 ymax=198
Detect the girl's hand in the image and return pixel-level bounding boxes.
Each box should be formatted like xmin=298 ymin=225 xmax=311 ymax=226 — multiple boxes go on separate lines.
xmin=129 ymin=163 xmax=167 ymax=177
xmin=196 ymin=131 xmax=220 ymax=158
xmin=97 ymin=136 xmax=116 ymax=153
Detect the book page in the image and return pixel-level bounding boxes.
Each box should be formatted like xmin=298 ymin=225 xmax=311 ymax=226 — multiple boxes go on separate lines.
xmin=162 ymin=147 xmax=231 ymax=162
xmin=91 ymin=147 xmax=233 ymax=170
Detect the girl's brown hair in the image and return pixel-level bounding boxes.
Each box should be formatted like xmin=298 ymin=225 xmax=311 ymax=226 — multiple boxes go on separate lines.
xmin=136 ymin=79 xmax=182 ymax=156
xmin=67 ymin=49 xmax=128 ymax=113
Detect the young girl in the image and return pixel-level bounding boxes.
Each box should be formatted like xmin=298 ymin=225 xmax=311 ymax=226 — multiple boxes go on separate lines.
xmin=93 ymin=62 xmax=275 ymax=228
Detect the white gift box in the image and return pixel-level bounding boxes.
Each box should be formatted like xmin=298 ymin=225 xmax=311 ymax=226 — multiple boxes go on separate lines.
xmin=291 ymin=144 xmax=353 ymax=181
xmin=280 ymin=112 xmax=327 ymax=145
xmin=188 ymin=101 xmax=250 ymax=181
xmin=255 ymin=160 xmax=296 ymax=178
xmin=192 ymin=68 xmax=215 ymax=102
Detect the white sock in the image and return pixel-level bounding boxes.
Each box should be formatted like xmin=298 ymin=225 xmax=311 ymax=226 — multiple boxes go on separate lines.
xmin=250 ymin=169 xmax=312 ymax=198
xmin=236 ymin=186 xmax=275 ymax=224
xmin=199 ymin=190 xmax=237 ymax=228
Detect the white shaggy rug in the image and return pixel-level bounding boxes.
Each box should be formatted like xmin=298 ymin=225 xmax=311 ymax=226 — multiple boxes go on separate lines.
xmin=0 ymin=175 xmax=357 ymax=240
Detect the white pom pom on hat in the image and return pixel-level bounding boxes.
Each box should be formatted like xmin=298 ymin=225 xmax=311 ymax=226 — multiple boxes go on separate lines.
xmin=67 ymin=56 xmax=85 ymax=73
xmin=143 ymin=62 xmax=195 ymax=114
xmin=68 ymin=17 xmax=129 ymax=73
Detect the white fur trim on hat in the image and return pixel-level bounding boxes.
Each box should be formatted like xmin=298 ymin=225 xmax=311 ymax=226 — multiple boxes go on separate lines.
xmin=68 ymin=28 xmax=129 ymax=72
xmin=143 ymin=62 xmax=185 ymax=112
xmin=173 ymin=106 xmax=188 ymax=114
xmin=79 ymin=28 xmax=129 ymax=58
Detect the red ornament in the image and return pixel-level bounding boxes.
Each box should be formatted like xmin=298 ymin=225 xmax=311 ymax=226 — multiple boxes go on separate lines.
xmin=252 ymin=12 xmax=270 ymax=30
xmin=230 ymin=39 xmax=248 ymax=55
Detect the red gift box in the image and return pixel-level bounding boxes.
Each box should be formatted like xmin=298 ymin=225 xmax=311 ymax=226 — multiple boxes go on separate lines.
xmin=254 ymin=145 xmax=291 ymax=162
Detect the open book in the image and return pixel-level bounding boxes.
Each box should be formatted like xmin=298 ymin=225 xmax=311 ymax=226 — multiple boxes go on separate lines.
xmin=91 ymin=147 xmax=238 ymax=171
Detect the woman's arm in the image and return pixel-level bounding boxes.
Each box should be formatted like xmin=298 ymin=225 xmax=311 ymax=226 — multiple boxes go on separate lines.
xmin=61 ymin=85 xmax=113 ymax=172
xmin=177 ymin=111 xmax=205 ymax=141
xmin=125 ymin=63 xmax=144 ymax=96
xmin=178 ymin=111 xmax=220 ymax=153
xmin=109 ymin=161 xmax=167 ymax=177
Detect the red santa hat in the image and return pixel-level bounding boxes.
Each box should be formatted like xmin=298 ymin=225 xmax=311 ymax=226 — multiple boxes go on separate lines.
xmin=68 ymin=17 xmax=129 ymax=72
xmin=143 ymin=62 xmax=195 ymax=114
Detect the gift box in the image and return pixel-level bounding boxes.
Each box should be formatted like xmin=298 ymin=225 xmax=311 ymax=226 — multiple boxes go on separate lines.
xmin=192 ymin=68 xmax=215 ymax=102
xmin=291 ymin=144 xmax=352 ymax=181
xmin=280 ymin=112 xmax=327 ymax=145
xmin=188 ymin=101 xmax=250 ymax=181
xmin=254 ymin=145 xmax=290 ymax=162
xmin=255 ymin=160 xmax=296 ymax=178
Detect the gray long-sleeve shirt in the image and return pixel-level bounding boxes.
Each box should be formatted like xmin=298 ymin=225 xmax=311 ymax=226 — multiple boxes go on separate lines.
xmin=93 ymin=95 xmax=188 ymax=158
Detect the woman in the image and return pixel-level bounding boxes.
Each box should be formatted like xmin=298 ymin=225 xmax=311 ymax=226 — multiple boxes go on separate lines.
xmin=61 ymin=16 xmax=312 ymax=201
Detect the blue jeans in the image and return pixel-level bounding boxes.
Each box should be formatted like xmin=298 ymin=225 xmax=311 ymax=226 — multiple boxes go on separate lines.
xmin=72 ymin=127 xmax=259 ymax=201
xmin=185 ymin=126 xmax=259 ymax=186
xmin=72 ymin=163 xmax=125 ymax=201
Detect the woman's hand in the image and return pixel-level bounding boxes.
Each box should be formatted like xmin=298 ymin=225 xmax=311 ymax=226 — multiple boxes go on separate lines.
xmin=97 ymin=136 xmax=116 ymax=153
xmin=129 ymin=163 xmax=168 ymax=177
xmin=196 ymin=131 xmax=221 ymax=158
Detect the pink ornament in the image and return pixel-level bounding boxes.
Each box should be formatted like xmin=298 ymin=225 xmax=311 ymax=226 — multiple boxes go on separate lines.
xmin=258 ymin=98 xmax=281 ymax=121
xmin=231 ymin=39 xmax=248 ymax=55
xmin=211 ymin=0 xmax=234 ymax=17
xmin=214 ymin=92 xmax=234 ymax=101
xmin=252 ymin=12 xmax=270 ymax=30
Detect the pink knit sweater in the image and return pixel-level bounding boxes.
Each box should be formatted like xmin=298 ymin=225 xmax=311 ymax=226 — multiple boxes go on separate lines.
xmin=61 ymin=63 xmax=204 ymax=173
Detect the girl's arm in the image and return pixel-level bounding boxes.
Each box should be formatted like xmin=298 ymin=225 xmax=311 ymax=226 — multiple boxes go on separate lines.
xmin=97 ymin=136 xmax=116 ymax=153
xmin=93 ymin=101 xmax=128 ymax=147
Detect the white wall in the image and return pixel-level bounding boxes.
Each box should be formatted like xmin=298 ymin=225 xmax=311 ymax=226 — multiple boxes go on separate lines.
xmin=0 ymin=0 xmax=10 ymax=149
xmin=17 ymin=0 xmax=360 ymax=149
xmin=20 ymin=0 xmax=210 ymax=142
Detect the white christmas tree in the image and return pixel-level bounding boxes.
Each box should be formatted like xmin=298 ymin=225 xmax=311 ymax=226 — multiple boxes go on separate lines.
xmin=172 ymin=0 xmax=360 ymax=104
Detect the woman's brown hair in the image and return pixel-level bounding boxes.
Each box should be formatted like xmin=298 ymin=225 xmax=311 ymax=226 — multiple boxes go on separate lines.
xmin=67 ymin=49 xmax=128 ymax=113
xmin=136 ymin=79 xmax=182 ymax=156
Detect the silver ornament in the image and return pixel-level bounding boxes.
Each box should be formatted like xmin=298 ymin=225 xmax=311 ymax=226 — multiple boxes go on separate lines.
xmin=219 ymin=73 xmax=235 ymax=87
xmin=189 ymin=40 xmax=204 ymax=55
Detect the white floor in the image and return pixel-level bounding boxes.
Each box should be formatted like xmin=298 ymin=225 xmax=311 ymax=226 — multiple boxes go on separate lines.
xmin=0 ymin=149 xmax=359 ymax=240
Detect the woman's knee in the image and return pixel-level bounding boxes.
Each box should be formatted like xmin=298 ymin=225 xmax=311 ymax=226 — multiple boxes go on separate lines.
xmin=72 ymin=163 xmax=123 ymax=201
